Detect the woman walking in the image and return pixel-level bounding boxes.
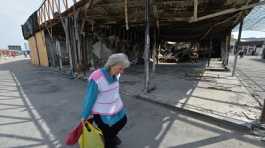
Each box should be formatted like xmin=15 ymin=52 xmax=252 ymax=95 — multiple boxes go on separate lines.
xmin=81 ymin=53 xmax=130 ymax=148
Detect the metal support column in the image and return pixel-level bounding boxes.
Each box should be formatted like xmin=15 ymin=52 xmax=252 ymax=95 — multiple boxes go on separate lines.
xmin=144 ymin=0 xmax=150 ymax=92
xmin=232 ymin=19 xmax=244 ymax=77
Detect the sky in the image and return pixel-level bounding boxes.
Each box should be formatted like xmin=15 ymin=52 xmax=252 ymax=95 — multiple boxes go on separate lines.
xmin=232 ymin=30 xmax=265 ymax=39
xmin=0 ymin=0 xmax=41 ymax=49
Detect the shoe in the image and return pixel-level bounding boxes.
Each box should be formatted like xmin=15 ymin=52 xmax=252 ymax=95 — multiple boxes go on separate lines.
xmin=112 ymin=136 xmax=122 ymax=145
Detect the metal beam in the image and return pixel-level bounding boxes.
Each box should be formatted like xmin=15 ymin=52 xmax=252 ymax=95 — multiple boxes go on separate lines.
xmin=193 ymin=0 xmax=198 ymax=21
xmin=191 ymin=1 xmax=265 ymax=23
xmin=232 ymin=19 xmax=244 ymax=77
xmin=144 ymin=0 xmax=150 ymax=93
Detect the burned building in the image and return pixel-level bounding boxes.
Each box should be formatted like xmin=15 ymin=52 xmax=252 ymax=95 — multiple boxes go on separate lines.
xmin=22 ymin=0 xmax=262 ymax=75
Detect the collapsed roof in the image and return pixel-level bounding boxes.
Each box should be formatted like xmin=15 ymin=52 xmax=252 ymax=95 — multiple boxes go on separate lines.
xmin=22 ymin=0 xmax=260 ymax=41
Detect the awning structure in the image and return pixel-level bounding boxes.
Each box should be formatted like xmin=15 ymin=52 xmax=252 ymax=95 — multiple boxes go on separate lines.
xmin=22 ymin=0 xmax=262 ymax=41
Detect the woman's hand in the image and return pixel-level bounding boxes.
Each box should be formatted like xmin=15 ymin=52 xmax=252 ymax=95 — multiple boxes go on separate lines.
xmin=81 ymin=118 xmax=85 ymax=125
xmin=81 ymin=116 xmax=93 ymax=125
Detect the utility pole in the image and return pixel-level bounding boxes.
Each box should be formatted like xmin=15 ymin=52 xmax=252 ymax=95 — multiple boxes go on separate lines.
xmin=144 ymin=0 xmax=150 ymax=93
xmin=232 ymin=19 xmax=244 ymax=77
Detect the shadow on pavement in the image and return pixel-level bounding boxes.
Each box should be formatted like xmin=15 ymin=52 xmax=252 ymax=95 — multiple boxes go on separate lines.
xmin=0 ymin=59 xmax=264 ymax=148
xmin=250 ymin=58 xmax=265 ymax=64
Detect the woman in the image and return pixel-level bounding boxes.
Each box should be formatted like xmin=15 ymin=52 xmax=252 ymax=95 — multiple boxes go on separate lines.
xmin=81 ymin=53 xmax=130 ymax=148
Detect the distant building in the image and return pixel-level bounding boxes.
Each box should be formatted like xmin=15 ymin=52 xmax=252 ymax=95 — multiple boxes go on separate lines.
xmin=240 ymin=38 xmax=264 ymax=56
xmin=230 ymin=37 xmax=265 ymax=56
xmin=8 ymin=45 xmax=22 ymax=51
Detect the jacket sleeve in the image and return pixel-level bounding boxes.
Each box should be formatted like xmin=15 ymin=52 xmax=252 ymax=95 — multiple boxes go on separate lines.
xmin=81 ymin=79 xmax=98 ymax=119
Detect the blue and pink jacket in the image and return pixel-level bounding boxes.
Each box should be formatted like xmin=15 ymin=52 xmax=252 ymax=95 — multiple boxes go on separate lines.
xmin=81 ymin=68 xmax=126 ymax=126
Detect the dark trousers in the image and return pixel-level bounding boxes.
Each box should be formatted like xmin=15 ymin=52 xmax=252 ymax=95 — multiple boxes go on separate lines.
xmin=94 ymin=115 xmax=127 ymax=148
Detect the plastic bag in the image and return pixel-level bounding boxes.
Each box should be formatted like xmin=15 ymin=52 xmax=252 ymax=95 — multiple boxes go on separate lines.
xmin=79 ymin=121 xmax=104 ymax=148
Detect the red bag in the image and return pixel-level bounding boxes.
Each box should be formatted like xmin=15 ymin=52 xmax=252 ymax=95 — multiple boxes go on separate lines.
xmin=65 ymin=119 xmax=93 ymax=145
xmin=65 ymin=122 xmax=83 ymax=145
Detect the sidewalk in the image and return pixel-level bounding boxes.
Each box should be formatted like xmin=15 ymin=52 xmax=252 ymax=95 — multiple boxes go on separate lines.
xmin=7 ymin=56 xmax=260 ymax=128
xmin=120 ymin=60 xmax=262 ymax=129
xmin=1 ymin=57 xmax=264 ymax=147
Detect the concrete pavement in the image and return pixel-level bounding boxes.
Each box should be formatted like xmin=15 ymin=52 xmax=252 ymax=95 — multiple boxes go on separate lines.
xmin=230 ymin=56 xmax=265 ymax=107
xmin=0 ymin=57 xmax=264 ymax=148
xmin=121 ymin=59 xmax=261 ymax=128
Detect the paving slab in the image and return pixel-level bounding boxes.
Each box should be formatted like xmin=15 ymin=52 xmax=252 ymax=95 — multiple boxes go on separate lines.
xmin=120 ymin=61 xmax=261 ymax=128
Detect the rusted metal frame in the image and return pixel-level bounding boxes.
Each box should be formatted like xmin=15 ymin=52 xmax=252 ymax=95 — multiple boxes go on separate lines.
xmin=232 ymin=18 xmax=244 ymax=77
xmin=45 ymin=1 xmax=48 ymax=20
xmin=164 ymin=17 xmax=191 ymax=22
xmin=82 ymin=0 xmax=94 ymax=31
xmin=153 ymin=5 xmax=159 ymax=29
xmin=224 ymin=34 xmax=230 ymax=66
xmin=70 ymin=0 xmax=82 ymax=66
xmin=152 ymin=5 xmax=159 ymax=73
xmin=54 ymin=0 xmax=73 ymax=74
xmin=48 ymin=0 xmax=55 ymax=18
xmin=84 ymin=14 xmax=121 ymax=25
xmin=207 ymin=39 xmax=212 ymax=67
xmin=37 ymin=11 xmax=40 ymax=25
xmin=191 ymin=0 xmax=265 ymax=23
xmin=54 ymin=0 xmax=61 ymax=13
xmin=38 ymin=7 xmax=42 ymax=24
xmin=64 ymin=17 xmax=74 ymax=75
xmin=42 ymin=7 xmax=45 ymax=24
xmin=71 ymin=0 xmax=78 ymax=12
xmin=37 ymin=9 xmax=41 ymax=25
xmin=36 ymin=0 xmax=85 ymax=25
xmin=199 ymin=13 xmax=240 ymax=41
xmin=36 ymin=0 xmax=45 ymax=25
xmin=124 ymin=0 xmax=129 ymax=30
xmin=144 ymin=0 xmax=150 ymax=93
xmin=96 ymin=1 xmax=143 ymax=7
xmin=40 ymin=9 xmax=43 ymax=24
xmin=74 ymin=10 xmax=82 ymax=64
xmin=42 ymin=5 xmax=47 ymax=23
xmin=42 ymin=2 xmax=46 ymax=22
xmin=63 ymin=0 xmax=69 ymax=9
xmin=78 ymin=0 xmax=95 ymax=32
xmin=51 ymin=0 xmax=55 ymax=13
xmin=58 ymin=0 xmax=61 ymax=13
xmin=193 ymin=0 xmax=198 ymax=21
xmin=72 ymin=0 xmax=77 ymax=6
xmin=84 ymin=0 xmax=94 ymax=9
xmin=152 ymin=26 xmax=157 ymax=73
xmin=96 ymin=0 xmax=191 ymax=8
xmin=46 ymin=0 xmax=51 ymax=20
xmin=69 ymin=17 xmax=77 ymax=69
